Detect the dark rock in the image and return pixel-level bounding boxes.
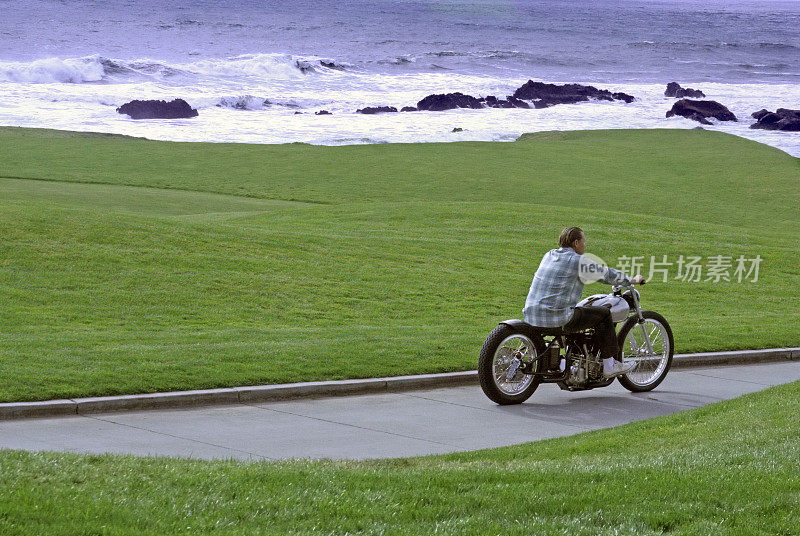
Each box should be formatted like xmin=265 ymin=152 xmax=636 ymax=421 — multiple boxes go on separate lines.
xmin=416 ymin=92 xmax=483 ymax=111
xmin=665 ymin=82 xmax=706 ymax=98
xmin=315 ymin=110 xmax=332 ymax=115
xmin=751 ymin=109 xmax=771 ymax=121
xmin=681 ymin=88 xmax=705 ymax=98
xmin=512 ymin=81 xmax=635 ymax=108
xmin=611 ymin=92 xmax=636 ymax=103
xmin=356 ymin=106 xmax=398 ymax=114
xmin=507 ymin=96 xmax=531 ymax=108
xmin=294 ymin=111 xmax=304 ymax=115
xmin=320 ymin=60 xmax=346 ymax=71
xmin=482 ymin=95 xmax=531 ymax=109
xmin=664 ymin=82 xmax=681 ymax=97
xmin=750 ymin=108 xmax=800 ymax=131
xmin=666 ymin=99 xmax=737 ymax=123
xmin=689 ymin=113 xmax=713 ymax=125
xmin=400 ymin=106 xmax=418 ymax=112
xmin=116 ymin=99 xmax=198 ymax=119
xmin=484 ymin=95 xmax=515 ymax=108
xmin=451 ymin=127 xmax=464 ymax=132
xmin=753 ymin=112 xmax=782 ymax=127
xmin=295 ymin=60 xmax=315 ymax=74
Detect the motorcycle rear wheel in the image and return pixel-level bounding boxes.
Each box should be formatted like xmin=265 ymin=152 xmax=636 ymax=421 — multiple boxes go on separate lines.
xmin=617 ymin=311 xmax=674 ymax=392
xmin=478 ymin=324 xmax=543 ymax=405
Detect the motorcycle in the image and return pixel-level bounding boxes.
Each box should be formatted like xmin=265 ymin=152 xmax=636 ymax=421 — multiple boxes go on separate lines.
xmin=478 ymin=283 xmax=674 ymax=405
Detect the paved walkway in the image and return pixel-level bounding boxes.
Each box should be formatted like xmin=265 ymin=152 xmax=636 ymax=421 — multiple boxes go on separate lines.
xmin=1 ymin=361 xmax=798 ymax=461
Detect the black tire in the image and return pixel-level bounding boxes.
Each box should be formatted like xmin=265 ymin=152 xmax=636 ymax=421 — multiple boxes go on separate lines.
xmin=478 ymin=324 xmax=543 ymax=405
xmin=617 ymin=311 xmax=674 ymax=392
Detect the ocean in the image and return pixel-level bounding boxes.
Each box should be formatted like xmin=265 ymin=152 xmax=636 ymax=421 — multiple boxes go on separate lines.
xmin=1 ymin=0 xmax=798 ymax=154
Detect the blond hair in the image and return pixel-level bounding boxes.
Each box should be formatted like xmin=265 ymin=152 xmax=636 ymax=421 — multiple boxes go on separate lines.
xmin=558 ymin=226 xmax=584 ymax=248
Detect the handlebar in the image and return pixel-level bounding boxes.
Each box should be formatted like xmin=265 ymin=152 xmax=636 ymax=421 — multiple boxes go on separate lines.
xmin=614 ymin=278 xmax=645 ymax=291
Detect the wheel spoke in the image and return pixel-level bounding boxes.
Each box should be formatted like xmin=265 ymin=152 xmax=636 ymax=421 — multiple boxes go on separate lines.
xmin=623 ymin=318 xmax=670 ymax=387
xmin=491 ymin=334 xmax=536 ymax=396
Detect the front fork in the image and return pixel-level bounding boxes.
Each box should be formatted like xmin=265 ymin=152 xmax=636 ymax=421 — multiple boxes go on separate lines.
xmin=630 ymin=292 xmax=655 ymax=356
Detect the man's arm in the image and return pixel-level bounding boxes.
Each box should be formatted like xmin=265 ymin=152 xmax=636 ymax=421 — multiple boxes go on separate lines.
xmin=601 ymin=267 xmax=645 ymax=286
xmin=600 ymin=265 xmax=631 ymax=286
xmin=582 ymin=258 xmax=645 ymax=286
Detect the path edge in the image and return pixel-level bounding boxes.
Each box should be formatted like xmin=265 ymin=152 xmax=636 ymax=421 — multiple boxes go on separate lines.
xmin=3 ymin=347 xmax=799 ymax=420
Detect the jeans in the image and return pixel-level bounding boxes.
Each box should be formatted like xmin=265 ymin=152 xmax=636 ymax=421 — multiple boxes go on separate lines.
xmin=562 ymin=305 xmax=620 ymax=361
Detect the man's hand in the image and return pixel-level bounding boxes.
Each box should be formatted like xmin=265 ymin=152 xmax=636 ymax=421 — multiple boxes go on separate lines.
xmin=631 ymin=275 xmax=646 ymax=285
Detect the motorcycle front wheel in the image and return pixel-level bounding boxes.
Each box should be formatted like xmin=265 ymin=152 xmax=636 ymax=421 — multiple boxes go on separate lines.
xmin=478 ymin=324 xmax=543 ymax=405
xmin=617 ymin=311 xmax=674 ymax=392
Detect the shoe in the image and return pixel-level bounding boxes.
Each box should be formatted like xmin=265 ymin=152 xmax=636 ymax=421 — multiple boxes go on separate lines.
xmin=603 ymin=358 xmax=636 ymax=378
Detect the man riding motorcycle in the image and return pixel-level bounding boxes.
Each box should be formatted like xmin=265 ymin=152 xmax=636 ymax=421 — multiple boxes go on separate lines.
xmin=523 ymin=226 xmax=645 ymax=378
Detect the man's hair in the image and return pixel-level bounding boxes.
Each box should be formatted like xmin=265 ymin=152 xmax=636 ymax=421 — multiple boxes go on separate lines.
xmin=558 ymin=226 xmax=584 ymax=248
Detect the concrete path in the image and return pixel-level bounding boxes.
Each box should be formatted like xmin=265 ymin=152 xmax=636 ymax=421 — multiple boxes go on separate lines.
xmin=1 ymin=361 xmax=798 ymax=461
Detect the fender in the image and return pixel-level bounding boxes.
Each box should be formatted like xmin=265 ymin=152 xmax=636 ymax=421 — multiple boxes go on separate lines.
xmin=499 ymin=318 xmax=533 ymax=330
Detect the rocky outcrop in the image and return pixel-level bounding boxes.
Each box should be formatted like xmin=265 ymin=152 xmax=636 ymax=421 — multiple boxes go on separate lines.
xmin=352 ymin=81 xmax=634 ymax=116
xmin=665 ymin=82 xmax=705 ymax=98
xmin=512 ymin=81 xmax=635 ymax=108
xmin=666 ymin=99 xmax=737 ymax=124
xmin=315 ymin=110 xmax=332 ymax=115
xmin=356 ymin=106 xmax=398 ymax=114
xmin=750 ymin=108 xmax=800 ymax=131
xmin=116 ymin=99 xmax=198 ymax=119
xmin=416 ymin=92 xmax=483 ymax=111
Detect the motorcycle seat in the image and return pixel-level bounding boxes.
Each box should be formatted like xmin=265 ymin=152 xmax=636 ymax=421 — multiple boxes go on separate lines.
xmin=501 ymin=319 xmax=566 ymax=336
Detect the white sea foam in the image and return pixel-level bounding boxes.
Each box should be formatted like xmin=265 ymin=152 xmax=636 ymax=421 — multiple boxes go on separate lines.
xmin=0 ymin=56 xmax=798 ymax=156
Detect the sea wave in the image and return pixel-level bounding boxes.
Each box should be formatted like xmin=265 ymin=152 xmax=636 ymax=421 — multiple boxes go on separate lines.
xmin=376 ymin=55 xmax=416 ymax=65
xmin=215 ymin=95 xmax=268 ymax=110
xmin=629 ymin=40 xmax=799 ymax=52
xmin=214 ymin=95 xmax=305 ymax=110
xmin=0 ymin=53 xmax=351 ymax=84
xmin=0 ymin=57 xmax=106 ymax=83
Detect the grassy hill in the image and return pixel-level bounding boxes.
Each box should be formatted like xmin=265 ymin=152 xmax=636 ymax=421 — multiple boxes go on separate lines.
xmin=0 ymin=127 xmax=798 ymax=401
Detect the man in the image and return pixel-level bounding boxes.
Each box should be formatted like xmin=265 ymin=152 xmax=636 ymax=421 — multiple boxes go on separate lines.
xmin=523 ymin=226 xmax=644 ymax=377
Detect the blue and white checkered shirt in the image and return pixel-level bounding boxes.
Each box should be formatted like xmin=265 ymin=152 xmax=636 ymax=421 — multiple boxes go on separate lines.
xmin=523 ymin=247 xmax=631 ymax=328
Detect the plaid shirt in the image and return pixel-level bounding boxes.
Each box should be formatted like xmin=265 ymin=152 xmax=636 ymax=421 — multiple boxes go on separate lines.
xmin=523 ymin=247 xmax=631 ymax=327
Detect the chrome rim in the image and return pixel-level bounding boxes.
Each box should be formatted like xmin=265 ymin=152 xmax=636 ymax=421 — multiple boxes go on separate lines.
xmin=622 ymin=319 xmax=670 ymax=386
xmin=492 ymin=334 xmax=536 ymax=396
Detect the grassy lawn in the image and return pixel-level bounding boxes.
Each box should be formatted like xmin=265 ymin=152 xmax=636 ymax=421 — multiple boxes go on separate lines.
xmin=1 ymin=127 xmax=799 ymax=401
xmin=2 ymin=375 xmax=799 ymax=534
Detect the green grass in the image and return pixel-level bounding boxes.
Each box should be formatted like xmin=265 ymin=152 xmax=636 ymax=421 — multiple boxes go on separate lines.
xmin=1 ymin=127 xmax=799 ymax=401
xmin=2 ymin=376 xmax=800 ymax=535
